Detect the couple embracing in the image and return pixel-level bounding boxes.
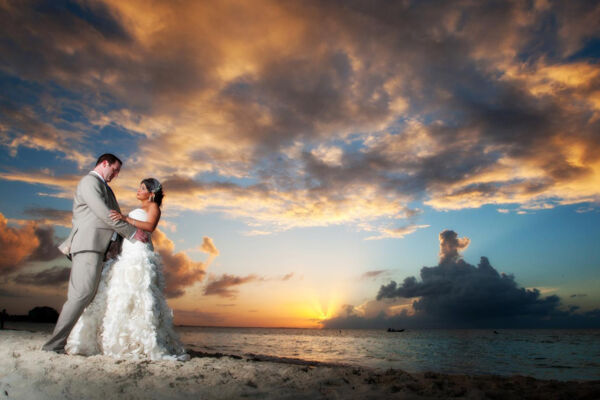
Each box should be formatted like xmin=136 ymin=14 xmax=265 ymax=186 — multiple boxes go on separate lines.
xmin=42 ymin=153 xmax=189 ymax=361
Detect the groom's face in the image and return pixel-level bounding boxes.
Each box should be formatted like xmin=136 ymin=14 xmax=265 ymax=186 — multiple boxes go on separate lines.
xmin=103 ymin=161 xmax=121 ymax=183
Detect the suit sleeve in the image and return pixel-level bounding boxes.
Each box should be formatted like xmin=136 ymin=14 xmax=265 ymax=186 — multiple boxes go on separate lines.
xmin=80 ymin=176 xmax=137 ymax=239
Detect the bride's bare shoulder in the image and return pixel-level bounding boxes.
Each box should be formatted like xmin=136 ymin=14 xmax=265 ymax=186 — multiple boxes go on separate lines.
xmin=147 ymin=202 xmax=161 ymax=216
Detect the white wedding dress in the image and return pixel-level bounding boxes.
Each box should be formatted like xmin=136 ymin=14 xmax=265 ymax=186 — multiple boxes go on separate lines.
xmin=66 ymin=208 xmax=189 ymax=361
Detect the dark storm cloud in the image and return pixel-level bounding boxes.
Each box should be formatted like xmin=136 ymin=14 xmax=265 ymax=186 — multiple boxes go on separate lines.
xmin=324 ymin=306 xmax=600 ymax=330
xmin=376 ymin=255 xmax=561 ymax=321
xmin=29 ymin=226 xmax=63 ymax=262
xmin=323 ymin=230 xmax=600 ymax=329
xmin=32 ymin=0 xmax=131 ymax=41
xmin=14 ymin=266 xmax=70 ymax=286
xmin=219 ymin=50 xmax=394 ymax=153
xmin=376 ymin=229 xmax=571 ymax=322
xmin=0 ymin=0 xmax=129 ymax=84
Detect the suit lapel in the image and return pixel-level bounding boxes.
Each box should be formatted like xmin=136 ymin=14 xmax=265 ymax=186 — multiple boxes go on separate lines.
xmin=89 ymin=172 xmax=120 ymax=212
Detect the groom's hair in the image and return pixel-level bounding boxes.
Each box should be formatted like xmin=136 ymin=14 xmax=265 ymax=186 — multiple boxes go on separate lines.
xmin=96 ymin=153 xmax=122 ymax=166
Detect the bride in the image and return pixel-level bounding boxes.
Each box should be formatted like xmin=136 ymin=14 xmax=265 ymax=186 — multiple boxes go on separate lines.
xmin=65 ymin=178 xmax=189 ymax=361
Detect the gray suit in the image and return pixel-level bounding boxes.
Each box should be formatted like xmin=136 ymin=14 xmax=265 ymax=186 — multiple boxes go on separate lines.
xmin=43 ymin=172 xmax=137 ymax=352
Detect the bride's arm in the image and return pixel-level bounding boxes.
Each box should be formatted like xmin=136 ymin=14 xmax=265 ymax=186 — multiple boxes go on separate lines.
xmin=109 ymin=205 xmax=161 ymax=232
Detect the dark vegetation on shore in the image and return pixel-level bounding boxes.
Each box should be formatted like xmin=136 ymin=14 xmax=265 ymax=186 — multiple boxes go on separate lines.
xmin=1 ymin=306 xmax=58 ymax=324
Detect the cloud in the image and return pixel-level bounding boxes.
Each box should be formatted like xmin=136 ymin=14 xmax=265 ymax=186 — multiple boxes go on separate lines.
xmin=0 ymin=213 xmax=39 ymax=274
xmin=310 ymin=145 xmax=344 ymax=167
xmin=0 ymin=286 xmax=27 ymax=298
xmin=365 ymin=224 xmax=430 ymax=240
xmin=28 ymin=226 xmax=63 ymax=262
xmin=24 ymin=207 xmax=72 ymax=227
xmin=152 ymin=229 xmax=216 ymax=298
xmin=201 ymin=271 xmax=295 ymax=298
xmin=323 ymin=230 xmax=600 ymax=329
xmin=1 ymin=0 xmax=600 ymax=237
xmin=172 ymin=308 xmax=225 ymax=326
xmin=0 ymin=101 xmax=94 ymax=168
xmin=199 ymin=236 xmax=219 ymax=256
xmin=570 ymin=294 xmax=588 ymax=298
xmin=0 ymin=213 xmax=62 ymax=275
xmin=376 ymin=230 xmax=559 ymax=322
xmin=0 ymin=214 xmax=215 ymax=298
xmin=0 ymin=170 xmax=80 ymax=196
xmin=437 ymin=230 xmax=471 ymax=265
xmin=361 ymin=270 xmax=387 ymax=279
xmin=0 ymin=211 xmax=67 ymax=284
xmin=281 ymin=272 xmax=294 ymax=281
xmin=14 ymin=266 xmax=70 ymax=286
xmin=203 ymin=274 xmax=260 ymax=298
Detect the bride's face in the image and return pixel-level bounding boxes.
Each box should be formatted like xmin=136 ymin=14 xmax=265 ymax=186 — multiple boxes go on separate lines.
xmin=136 ymin=183 xmax=151 ymax=201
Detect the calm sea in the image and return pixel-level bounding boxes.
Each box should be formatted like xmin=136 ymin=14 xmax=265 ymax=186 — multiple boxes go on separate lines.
xmin=178 ymin=327 xmax=600 ymax=381
xmin=9 ymin=323 xmax=599 ymax=381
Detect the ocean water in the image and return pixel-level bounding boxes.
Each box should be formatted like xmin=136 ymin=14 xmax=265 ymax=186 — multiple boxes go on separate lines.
xmin=8 ymin=323 xmax=599 ymax=381
xmin=178 ymin=327 xmax=600 ymax=381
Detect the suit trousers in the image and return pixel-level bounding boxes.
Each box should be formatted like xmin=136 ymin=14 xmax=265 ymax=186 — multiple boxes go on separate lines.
xmin=42 ymin=251 xmax=103 ymax=351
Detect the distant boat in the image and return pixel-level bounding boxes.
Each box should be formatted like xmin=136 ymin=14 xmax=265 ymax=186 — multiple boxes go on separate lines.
xmin=387 ymin=328 xmax=405 ymax=332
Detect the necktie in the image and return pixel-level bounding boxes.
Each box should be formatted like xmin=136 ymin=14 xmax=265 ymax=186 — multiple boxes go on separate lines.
xmin=105 ymin=182 xmax=115 ymax=199
xmin=104 ymin=183 xmax=119 ymax=241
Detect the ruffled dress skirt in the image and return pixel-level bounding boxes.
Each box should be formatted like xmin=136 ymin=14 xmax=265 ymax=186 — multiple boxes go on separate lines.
xmin=66 ymin=236 xmax=189 ymax=361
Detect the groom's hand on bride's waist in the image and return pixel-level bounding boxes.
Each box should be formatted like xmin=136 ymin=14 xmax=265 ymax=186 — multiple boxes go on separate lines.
xmin=133 ymin=228 xmax=150 ymax=243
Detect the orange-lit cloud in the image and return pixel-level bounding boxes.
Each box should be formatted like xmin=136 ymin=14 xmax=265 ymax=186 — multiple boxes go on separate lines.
xmin=0 ymin=212 xmax=63 ymax=275
xmin=200 ymin=236 xmax=219 ymax=256
xmin=203 ymin=274 xmax=260 ymax=299
xmin=365 ymin=224 xmax=430 ymax=241
xmin=202 ymin=271 xmax=296 ymax=299
xmin=1 ymin=0 xmax=600 ymax=239
xmin=0 ymin=213 xmax=39 ymax=274
xmin=152 ymin=229 xmax=216 ymax=298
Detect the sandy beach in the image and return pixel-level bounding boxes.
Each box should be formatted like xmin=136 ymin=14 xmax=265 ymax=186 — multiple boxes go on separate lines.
xmin=1 ymin=329 xmax=599 ymax=400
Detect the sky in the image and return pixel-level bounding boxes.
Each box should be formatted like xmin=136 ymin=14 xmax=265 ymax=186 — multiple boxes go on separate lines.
xmin=1 ymin=0 xmax=599 ymax=329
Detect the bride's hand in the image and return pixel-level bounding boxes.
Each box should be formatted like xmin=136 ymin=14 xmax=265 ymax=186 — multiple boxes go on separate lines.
xmin=109 ymin=210 xmax=124 ymax=222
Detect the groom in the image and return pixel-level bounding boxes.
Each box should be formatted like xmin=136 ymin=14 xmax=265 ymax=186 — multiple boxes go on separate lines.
xmin=42 ymin=153 xmax=147 ymax=353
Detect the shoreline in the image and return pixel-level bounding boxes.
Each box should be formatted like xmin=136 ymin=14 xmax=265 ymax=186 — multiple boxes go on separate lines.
xmin=1 ymin=329 xmax=599 ymax=399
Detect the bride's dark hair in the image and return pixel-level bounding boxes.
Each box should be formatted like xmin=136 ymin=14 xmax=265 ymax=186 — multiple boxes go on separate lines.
xmin=141 ymin=178 xmax=164 ymax=207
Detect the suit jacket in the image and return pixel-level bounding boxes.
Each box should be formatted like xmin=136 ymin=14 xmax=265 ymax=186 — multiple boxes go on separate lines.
xmin=58 ymin=172 xmax=137 ymax=258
